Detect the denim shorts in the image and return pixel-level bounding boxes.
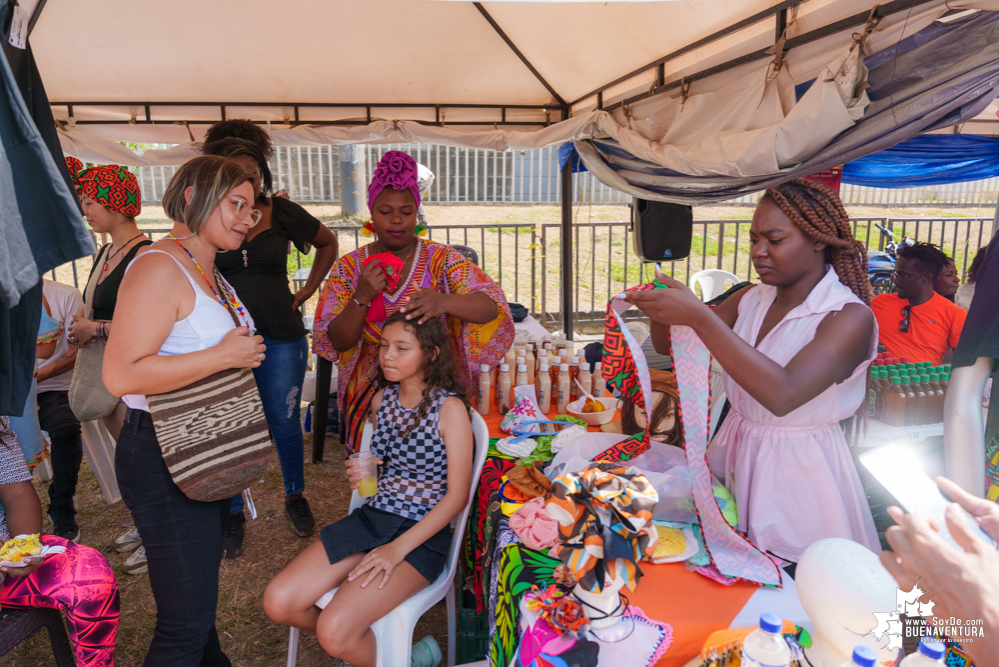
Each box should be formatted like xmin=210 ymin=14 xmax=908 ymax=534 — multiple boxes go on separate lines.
xmin=319 ymin=504 xmax=451 ymax=583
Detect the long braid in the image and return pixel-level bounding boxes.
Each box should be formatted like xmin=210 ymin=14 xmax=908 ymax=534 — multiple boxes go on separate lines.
xmin=764 ymin=178 xmax=873 ymax=434
xmin=764 ymin=179 xmax=872 ymax=305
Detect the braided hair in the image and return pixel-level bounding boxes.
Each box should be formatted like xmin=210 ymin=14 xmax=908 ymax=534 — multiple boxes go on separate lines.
xmin=377 ymin=312 xmax=468 ymax=438
xmin=763 ymin=179 xmax=872 ymax=305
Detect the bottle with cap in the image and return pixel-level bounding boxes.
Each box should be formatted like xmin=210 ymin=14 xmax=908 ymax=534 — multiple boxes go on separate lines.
xmin=898 ymin=639 xmax=946 ymax=667
xmin=568 ymin=356 xmax=581 ymax=402
xmin=578 ymin=363 xmax=592 ymax=404
xmin=591 ymin=361 xmax=603 ymax=397
xmin=740 ymin=613 xmax=791 ymax=667
xmin=550 ymin=354 xmax=563 ymax=390
xmin=557 ymin=363 xmax=572 ymax=413
xmin=477 ymin=364 xmax=491 ymax=416
xmin=516 ymin=363 xmax=529 ymax=388
xmin=925 ymin=373 xmax=943 ymax=423
xmin=523 ymin=347 xmax=536 ymax=385
xmin=899 ymin=375 xmax=920 ymax=426
xmin=911 ymin=374 xmax=930 ymax=426
xmin=537 ymin=361 xmax=552 ymax=415
xmin=838 ymin=646 xmax=877 ymax=667
xmin=883 ymin=377 xmax=907 ymax=427
xmin=496 ymin=364 xmax=512 ymax=415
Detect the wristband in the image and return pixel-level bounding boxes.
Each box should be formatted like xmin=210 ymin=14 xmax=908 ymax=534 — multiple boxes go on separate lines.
xmin=353 ymin=297 xmax=369 ymax=308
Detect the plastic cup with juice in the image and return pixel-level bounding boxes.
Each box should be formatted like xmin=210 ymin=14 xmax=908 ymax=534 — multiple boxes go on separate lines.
xmin=350 ymin=451 xmax=379 ymax=497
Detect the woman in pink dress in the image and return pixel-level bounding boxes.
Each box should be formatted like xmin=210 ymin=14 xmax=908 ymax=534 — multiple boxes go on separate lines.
xmin=626 ymin=179 xmax=880 ymax=564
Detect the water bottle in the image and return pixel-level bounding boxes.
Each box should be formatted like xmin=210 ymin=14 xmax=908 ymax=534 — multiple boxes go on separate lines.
xmin=838 ymin=646 xmax=877 ymax=667
xmin=741 ymin=613 xmax=791 ymax=667
xmin=898 ymin=639 xmax=945 ymax=667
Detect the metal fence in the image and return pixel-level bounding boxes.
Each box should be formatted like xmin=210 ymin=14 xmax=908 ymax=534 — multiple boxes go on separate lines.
xmin=131 ymin=145 xmax=999 ymax=207
xmin=54 ymin=216 xmax=993 ymax=331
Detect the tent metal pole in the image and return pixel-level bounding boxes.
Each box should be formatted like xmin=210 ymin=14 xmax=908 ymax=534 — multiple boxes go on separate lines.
xmin=560 ymin=154 xmax=573 ymax=339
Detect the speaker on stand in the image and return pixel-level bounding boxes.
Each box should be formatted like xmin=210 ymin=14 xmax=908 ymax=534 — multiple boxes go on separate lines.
xmin=631 ymin=199 xmax=693 ymax=263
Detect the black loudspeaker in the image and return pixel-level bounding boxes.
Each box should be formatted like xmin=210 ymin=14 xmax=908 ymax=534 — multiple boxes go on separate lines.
xmin=631 ymin=199 xmax=693 ymax=262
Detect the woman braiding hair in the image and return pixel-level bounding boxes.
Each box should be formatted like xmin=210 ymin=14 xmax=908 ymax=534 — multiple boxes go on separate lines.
xmin=765 ymin=178 xmax=872 ymax=305
xmin=622 ymin=177 xmax=881 ymax=565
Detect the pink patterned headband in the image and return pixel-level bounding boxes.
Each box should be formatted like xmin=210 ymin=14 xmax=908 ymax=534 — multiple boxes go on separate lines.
xmin=367 ymin=150 xmax=421 ymax=212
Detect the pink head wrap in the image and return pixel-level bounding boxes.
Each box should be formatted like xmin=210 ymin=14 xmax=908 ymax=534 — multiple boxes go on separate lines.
xmin=367 ymin=150 xmax=421 ymax=212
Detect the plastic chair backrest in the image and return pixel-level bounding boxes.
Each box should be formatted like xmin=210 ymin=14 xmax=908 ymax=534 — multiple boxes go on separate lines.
xmin=689 ymin=269 xmax=740 ymax=302
xmin=348 ymin=408 xmax=490 ymax=526
xmin=449 ymin=244 xmax=479 ymax=266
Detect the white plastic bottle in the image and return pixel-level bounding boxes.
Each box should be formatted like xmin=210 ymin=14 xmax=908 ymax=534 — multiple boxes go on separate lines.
xmin=476 ymin=364 xmax=491 ymax=416
xmin=536 ymin=362 xmax=551 ymax=415
xmin=557 ymin=364 xmax=572 ymax=413
xmin=838 ymin=646 xmax=877 ymax=667
xmin=578 ymin=363 xmax=591 ymax=402
xmin=496 ymin=364 xmax=512 ymax=414
xmin=591 ymin=361 xmax=603 ymax=397
xmin=741 ymin=614 xmax=791 ymax=667
xmin=516 ymin=363 xmax=529 ymax=388
xmin=898 ymin=640 xmax=945 ymax=667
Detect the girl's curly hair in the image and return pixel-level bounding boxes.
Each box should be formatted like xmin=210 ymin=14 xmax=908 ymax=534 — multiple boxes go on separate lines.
xmin=377 ymin=313 xmax=468 ymax=437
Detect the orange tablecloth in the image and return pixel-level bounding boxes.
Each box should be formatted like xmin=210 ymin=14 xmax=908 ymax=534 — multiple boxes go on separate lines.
xmin=480 ymin=398 xmax=765 ymax=667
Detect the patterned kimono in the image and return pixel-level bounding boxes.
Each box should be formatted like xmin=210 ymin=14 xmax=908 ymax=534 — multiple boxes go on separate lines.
xmin=313 ymin=239 xmax=514 ymax=452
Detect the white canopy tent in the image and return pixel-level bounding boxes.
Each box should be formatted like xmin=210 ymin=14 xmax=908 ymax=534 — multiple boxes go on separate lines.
xmin=21 ymin=0 xmax=999 ymax=338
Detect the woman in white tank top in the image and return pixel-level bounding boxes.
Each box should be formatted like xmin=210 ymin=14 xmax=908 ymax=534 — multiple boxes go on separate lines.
xmin=103 ymin=156 xmax=267 ymax=665
xmin=624 ymin=179 xmax=880 ymax=568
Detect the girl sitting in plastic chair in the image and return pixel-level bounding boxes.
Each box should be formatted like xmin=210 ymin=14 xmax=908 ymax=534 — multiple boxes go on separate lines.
xmin=264 ymin=313 xmax=473 ymax=667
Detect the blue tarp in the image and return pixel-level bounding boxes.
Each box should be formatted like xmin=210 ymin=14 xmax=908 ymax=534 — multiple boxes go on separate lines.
xmin=841 ymin=134 xmax=999 ymax=187
xmin=571 ymin=11 xmax=999 ymax=204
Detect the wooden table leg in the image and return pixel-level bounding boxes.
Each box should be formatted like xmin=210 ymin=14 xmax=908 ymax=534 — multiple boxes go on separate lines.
xmin=312 ymin=356 xmax=333 ymax=463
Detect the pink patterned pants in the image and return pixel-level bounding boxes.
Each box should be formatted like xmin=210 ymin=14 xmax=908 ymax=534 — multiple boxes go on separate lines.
xmin=0 ymin=535 xmax=119 ymax=666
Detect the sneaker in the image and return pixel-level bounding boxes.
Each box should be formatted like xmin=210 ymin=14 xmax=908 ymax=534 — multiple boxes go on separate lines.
xmin=285 ymin=496 xmax=315 ymax=537
xmin=222 ymin=511 xmax=246 ymax=560
xmin=411 ymin=636 xmax=441 ymax=667
xmin=48 ymin=512 xmax=80 ymax=543
xmin=123 ymin=545 xmax=148 ymax=575
xmin=113 ymin=524 xmax=142 ymax=553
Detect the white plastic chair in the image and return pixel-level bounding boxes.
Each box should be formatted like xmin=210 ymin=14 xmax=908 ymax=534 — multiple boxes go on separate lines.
xmin=286 ymin=409 xmax=490 ymax=667
xmin=689 ymin=269 xmax=740 ymax=302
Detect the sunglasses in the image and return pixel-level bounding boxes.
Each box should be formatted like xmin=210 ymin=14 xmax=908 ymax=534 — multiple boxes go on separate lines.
xmin=899 ymin=304 xmax=912 ymax=333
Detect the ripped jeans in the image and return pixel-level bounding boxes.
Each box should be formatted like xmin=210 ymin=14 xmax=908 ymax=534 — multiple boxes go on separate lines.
xmin=230 ymin=335 xmax=309 ymax=512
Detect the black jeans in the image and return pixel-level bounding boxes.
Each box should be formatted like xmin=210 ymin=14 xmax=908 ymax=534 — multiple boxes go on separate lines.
xmin=116 ymin=408 xmax=232 ymax=667
xmin=36 ymin=390 xmax=82 ymax=519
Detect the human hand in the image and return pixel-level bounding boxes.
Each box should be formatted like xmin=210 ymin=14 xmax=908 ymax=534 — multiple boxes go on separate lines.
xmin=936 ymin=476 xmax=999 ymax=541
xmin=399 ymin=288 xmax=449 ymax=324
xmin=348 ymin=541 xmax=407 ymax=589
xmin=291 ymin=289 xmax=310 ymax=311
xmin=356 ymin=260 xmax=388 ymax=304
xmin=220 ymin=327 xmax=266 ymax=368
xmin=345 ymin=456 xmax=383 ymax=490
xmin=68 ymin=314 xmax=98 ymax=347
xmin=620 ymin=267 xmax=708 ymax=327
xmin=879 ymin=503 xmax=999 ymax=637
xmin=2 ymin=557 xmax=43 ymax=578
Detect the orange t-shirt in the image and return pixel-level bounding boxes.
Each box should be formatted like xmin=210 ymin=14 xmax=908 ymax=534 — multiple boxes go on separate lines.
xmin=872 ymin=292 xmax=967 ymax=365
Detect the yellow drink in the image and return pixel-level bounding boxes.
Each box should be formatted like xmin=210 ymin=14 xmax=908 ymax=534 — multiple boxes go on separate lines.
xmin=358 ymin=476 xmax=379 ymax=497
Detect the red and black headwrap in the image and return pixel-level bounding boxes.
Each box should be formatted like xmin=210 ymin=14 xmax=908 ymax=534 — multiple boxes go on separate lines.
xmin=76 ymin=164 xmax=142 ymax=218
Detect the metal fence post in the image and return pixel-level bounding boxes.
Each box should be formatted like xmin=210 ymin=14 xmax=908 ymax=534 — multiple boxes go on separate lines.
xmin=560 ymin=158 xmax=573 ymax=338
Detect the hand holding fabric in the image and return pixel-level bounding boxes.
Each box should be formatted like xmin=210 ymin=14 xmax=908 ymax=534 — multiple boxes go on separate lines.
xmin=621 ymin=269 xmax=707 ymax=327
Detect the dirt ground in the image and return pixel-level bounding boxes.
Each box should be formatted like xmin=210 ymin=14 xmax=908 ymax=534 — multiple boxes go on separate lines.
xmin=1 ymin=432 xmax=448 ymax=667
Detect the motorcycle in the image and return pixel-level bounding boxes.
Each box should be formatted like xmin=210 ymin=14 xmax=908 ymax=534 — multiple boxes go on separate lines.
xmin=868 ymin=222 xmax=914 ymax=295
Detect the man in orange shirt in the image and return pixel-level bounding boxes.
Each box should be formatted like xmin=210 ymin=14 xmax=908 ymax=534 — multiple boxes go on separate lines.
xmin=872 ymin=243 xmax=967 ymax=365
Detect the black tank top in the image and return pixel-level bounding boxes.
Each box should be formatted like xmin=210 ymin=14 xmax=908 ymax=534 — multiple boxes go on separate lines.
xmin=87 ymin=240 xmax=153 ymax=321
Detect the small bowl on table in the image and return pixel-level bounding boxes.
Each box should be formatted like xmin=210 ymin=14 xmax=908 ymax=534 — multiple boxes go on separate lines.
xmin=566 ymin=397 xmax=621 ymax=426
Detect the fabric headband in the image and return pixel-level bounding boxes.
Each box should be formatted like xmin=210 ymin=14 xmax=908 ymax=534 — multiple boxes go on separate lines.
xmin=546 ymin=462 xmax=659 ymax=593
xmin=367 ymin=150 xmax=421 ymax=212
xmin=77 ymin=165 xmax=142 ymax=218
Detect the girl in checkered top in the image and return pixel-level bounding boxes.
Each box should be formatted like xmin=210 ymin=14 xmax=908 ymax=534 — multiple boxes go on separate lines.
xmin=265 ymin=312 xmax=473 ymax=667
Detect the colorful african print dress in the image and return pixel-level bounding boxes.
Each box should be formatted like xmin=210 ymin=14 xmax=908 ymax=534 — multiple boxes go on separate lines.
xmin=313 ymin=239 xmax=514 ymax=452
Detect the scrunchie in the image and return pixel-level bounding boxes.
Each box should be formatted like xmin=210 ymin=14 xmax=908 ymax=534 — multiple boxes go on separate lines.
xmin=510 ymin=497 xmax=559 ymax=551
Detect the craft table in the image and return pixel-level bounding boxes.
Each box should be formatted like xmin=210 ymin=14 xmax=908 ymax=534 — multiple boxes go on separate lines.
xmin=474 ymin=393 xmax=810 ymax=667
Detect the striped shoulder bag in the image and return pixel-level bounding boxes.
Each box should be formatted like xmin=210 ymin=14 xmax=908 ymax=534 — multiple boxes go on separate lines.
xmin=146 ymin=269 xmax=272 ymax=503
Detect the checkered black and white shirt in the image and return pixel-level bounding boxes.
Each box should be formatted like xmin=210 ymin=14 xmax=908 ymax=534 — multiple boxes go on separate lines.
xmin=368 ymin=385 xmax=450 ymax=521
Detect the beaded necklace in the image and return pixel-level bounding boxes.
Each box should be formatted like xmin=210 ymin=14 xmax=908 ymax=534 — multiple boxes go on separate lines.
xmin=167 ymin=237 xmax=250 ymax=324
